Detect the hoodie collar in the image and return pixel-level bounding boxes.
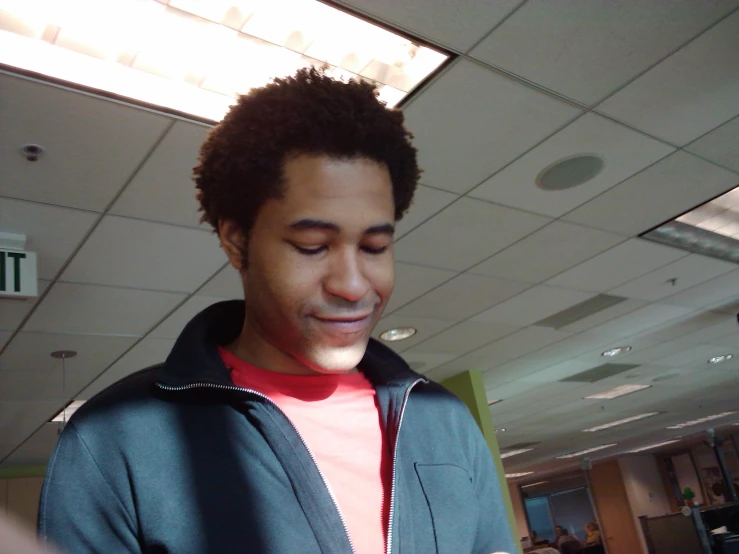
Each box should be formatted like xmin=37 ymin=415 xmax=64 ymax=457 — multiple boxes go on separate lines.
xmin=156 ymin=300 xmax=422 ymax=390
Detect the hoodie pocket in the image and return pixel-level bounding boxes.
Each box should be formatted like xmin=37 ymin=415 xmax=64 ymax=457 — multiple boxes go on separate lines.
xmin=415 ymin=463 xmax=479 ymax=554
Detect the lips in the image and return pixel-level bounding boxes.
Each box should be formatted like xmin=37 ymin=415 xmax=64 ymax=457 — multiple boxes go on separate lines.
xmin=311 ymin=314 xmax=372 ymax=335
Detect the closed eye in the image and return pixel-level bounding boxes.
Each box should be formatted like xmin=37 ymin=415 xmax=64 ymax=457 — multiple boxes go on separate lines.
xmin=361 ymin=245 xmax=389 ymax=255
xmin=293 ymin=245 xmax=326 ymax=255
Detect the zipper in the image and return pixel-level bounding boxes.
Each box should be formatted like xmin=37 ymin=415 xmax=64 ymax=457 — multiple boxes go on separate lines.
xmin=385 ymin=377 xmax=425 ymax=554
xmin=157 ymin=381 xmax=356 ymax=554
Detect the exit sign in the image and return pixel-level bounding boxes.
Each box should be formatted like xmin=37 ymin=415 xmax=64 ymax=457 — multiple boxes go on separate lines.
xmin=0 ymin=248 xmax=38 ymax=298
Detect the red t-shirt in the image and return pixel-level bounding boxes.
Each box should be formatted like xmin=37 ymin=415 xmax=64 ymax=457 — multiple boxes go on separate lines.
xmin=219 ymin=347 xmax=390 ymax=553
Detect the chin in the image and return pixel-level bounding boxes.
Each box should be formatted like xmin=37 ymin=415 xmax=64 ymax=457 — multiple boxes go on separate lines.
xmin=307 ymin=342 xmax=369 ymax=374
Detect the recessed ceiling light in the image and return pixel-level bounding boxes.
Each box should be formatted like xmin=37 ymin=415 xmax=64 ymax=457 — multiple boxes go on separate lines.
xmin=601 ymin=346 xmax=632 ymax=357
xmin=50 ymin=400 xmax=85 ymax=423
xmin=641 ymin=184 xmax=739 ymax=264
xmin=627 ymin=439 xmax=681 ymax=453
xmin=379 ymin=327 xmax=416 ymax=342
xmin=521 ymin=481 xmax=548 ymax=488
xmin=536 ymin=154 xmax=605 ymax=191
xmin=506 ymin=472 xmax=534 ymax=479
xmin=500 ymin=448 xmax=534 ymax=459
xmin=488 ymin=398 xmax=502 ymax=406
xmin=666 ymin=411 xmax=736 ymax=429
xmin=0 ymin=0 xmax=449 ymax=120
xmin=557 ymin=443 xmax=617 ymax=459
xmin=496 ymin=428 xmax=507 ymax=433
xmin=708 ymin=354 xmax=733 ymax=364
xmin=584 ymin=384 xmax=650 ymax=400
xmin=582 ymin=412 xmax=660 ymax=432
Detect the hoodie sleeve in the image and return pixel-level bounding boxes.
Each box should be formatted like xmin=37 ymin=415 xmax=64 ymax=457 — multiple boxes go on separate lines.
xmin=38 ymin=424 xmax=141 ymax=554
xmin=469 ymin=420 xmax=517 ymax=554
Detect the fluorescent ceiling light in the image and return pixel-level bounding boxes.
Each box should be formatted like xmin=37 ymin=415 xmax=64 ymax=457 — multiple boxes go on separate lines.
xmin=0 ymin=0 xmax=448 ymax=120
xmin=521 ymin=481 xmax=548 ymax=488
xmin=708 ymin=354 xmax=733 ymax=364
xmin=584 ymin=384 xmax=651 ymax=400
xmin=506 ymin=472 xmax=534 ymax=479
xmin=601 ymin=346 xmax=632 ymax=357
xmin=379 ymin=327 xmax=416 ymax=342
xmin=667 ymin=411 xmax=736 ymax=429
xmin=556 ymin=443 xmax=617 ymax=459
xmin=500 ymin=448 xmax=534 ymax=459
xmin=50 ymin=400 xmax=85 ymax=422
xmin=642 ymin=185 xmax=739 ymax=264
xmin=627 ymin=439 xmax=681 ymax=453
xmin=488 ymin=398 xmax=502 ymax=406
xmin=582 ymin=412 xmax=659 ymax=432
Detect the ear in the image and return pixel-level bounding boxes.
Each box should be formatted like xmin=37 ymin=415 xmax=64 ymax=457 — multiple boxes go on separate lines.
xmin=218 ymin=220 xmax=247 ymax=271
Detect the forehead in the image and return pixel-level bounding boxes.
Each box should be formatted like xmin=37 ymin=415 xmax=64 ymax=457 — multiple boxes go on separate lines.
xmin=278 ymin=154 xmax=394 ymax=213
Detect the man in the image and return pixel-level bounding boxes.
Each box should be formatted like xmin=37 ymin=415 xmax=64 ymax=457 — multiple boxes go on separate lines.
xmin=554 ymin=526 xmax=580 ymax=552
xmin=39 ymin=68 xmax=515 ymax=554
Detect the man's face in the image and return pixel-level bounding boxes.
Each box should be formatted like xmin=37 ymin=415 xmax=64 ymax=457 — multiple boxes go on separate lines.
xmin=234 ymin=154 xmax=396 ymax=374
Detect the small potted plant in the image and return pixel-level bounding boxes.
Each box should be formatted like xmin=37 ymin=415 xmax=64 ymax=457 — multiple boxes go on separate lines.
xmin=682 ymin=487 xmax=696 ymax=506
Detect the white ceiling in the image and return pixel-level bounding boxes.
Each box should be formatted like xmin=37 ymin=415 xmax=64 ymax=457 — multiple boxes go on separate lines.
xmin=1 ymin=0 xmax=738 ymax=481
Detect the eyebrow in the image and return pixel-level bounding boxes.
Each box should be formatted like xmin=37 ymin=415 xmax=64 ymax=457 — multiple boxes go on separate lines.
xmin=288 ymin=219 xmax=395 ymax=236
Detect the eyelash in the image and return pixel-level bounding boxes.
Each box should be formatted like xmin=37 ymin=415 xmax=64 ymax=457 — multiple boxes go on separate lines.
xmin=292 ymin=245 xmax=388 ymax=256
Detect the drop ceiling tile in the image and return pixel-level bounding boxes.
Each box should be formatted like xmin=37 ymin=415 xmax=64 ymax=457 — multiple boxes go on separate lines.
xmin=468 ymin=113 xmax=675 ymax=217
xmin=0 ymin=197 xmax=99 ymax=279
xmin=546 ymin=239 xmax=687 ymax=293
xmin=409 ymin=320 xmax=522 ymax=356
xmin=61 ymin=215 xmax=226 ymax=293
xmin=23 ymin=282 xmax=184 ymax=336
xmin=198 ymin=264 xmax=242 ymax=299
xmin=0 ymin=331 xmax=10 ymax=350
xmin=384 ymin=262 xmax=457 ymax=315
xmin=337 ymin=0 xmax=524 ymax=51
xmin=149 ymin=295 xmax=226 ymax=340
xmin=0 ymin=369 xmax=65 ymax=401
xmin=610 ymin=254 xmax=736 ymax=301
xmin=563 ymin=151 xmax=739 ymax=235
xmin=470 ymin=0 xmax=739 ymax=105
xmin=395 ymin=273 xmax=530 ymax=321
xmin=0 ymin=401 xmax=69 ymax=459
xmin=597 ymin=10 xmax=739 ymax=146
xmin=1 ymin=424 xmax=62 ymax=466
xmin=394 ymin=197 xmax=551 ymax=270
xmin=658 ymin=344 xmax=729 ymax=368
xmin=676 ymin=317 xmax=739 ymax=347
xmin=585 ymin=304 xmax=695 ymax=338
xmin=79 ymin=337 xmax=176 ymax=400
xmin=685 ymin=115 xmax=739 ymax=172
xmin=644 ymin=310 xmax=729 ymax=343
xmin=403 ymin=59 xmax=581 ymax=194
xmin=472 ymin=285 xmax=596 ymax=327
xmin=372 ymin=315 xmax=455 ymax=353
xmin=470 ymin=221 xmax=624 ymax=283
xmin=395 ymin=351 xmax=457 ymax=374
xmin=661 ymin=268 xmax=739 ymax=309
xmin=0 ymin=331 xmax=136 ymax=374
xmin=520 ymin=360 xmax=596 ymax=384
xmin=394 ymin=186 xmax=458 ymax=239
xmin=0 ymin=73 xmax=171 ymax=210
xmin=0 ymin=280 xmax=50 ymax=331
xmin=110 ymin=121 xmax=211 ymax=228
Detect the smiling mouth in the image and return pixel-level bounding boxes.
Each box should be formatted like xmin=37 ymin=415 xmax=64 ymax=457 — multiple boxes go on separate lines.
xmin=311 ymin=314 xmax=372 ymax=335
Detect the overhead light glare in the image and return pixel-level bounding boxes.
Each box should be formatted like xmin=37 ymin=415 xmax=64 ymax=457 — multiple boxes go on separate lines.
xmin=0 ymin=0 xmax=449 ymax=120
xmin=379 ymin=327 xmax=417 ymax=342
xmin=584 ymin=384 xmax=651 ymax=400
xmin=521 ymin=481 xmax=548 ymax=488
xmin=557 ymin=443 xmax=617 ymax=459
xmin=627 ymin=439 xmax=681 ymax=453
xmin=666 ymin=411 xmax=736 ymax=429
xmin=708 ymin=354 xmax=733 ymax=364
xmin=601 ymin=346 xmax=632 ymax=357
xmin=50 ymin=400 xmax=85 ymax=423
xmin=488 ymin=398 xmax=502 ymax=406
xmin=506 ymin=472 xmax=534 ymax=479
xmin=500 ymin=448 xmax=534 ymax=459
xmin=583 ymin=412 xmax=660 ymax=432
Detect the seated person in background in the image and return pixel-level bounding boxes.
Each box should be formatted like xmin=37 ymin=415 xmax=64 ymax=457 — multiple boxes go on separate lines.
xmin=585 ymin=521 xmax=602 ymax=546
xmin=555 ymin=525 xmax=580 ymax=551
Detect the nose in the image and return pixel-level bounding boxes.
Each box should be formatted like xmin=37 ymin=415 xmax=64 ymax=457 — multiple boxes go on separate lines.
xmin=323 ymin=246 xmax=371 ymax=303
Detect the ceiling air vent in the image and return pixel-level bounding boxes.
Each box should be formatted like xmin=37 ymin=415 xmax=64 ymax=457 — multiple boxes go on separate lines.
xmin=534 ymin=294 xmax=626 ymax=329
xmin=560 ymin=363 xmax=640 ymax=383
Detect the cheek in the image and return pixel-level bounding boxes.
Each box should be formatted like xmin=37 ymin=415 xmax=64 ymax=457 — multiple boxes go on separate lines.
xmin=370 ymin=259 xmax=395 ymax=301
